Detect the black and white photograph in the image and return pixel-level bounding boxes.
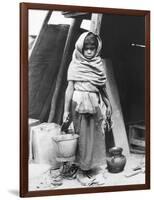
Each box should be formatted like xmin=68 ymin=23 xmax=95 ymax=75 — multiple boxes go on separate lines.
xmin=20 ymin=3 xmax=150 ymax=197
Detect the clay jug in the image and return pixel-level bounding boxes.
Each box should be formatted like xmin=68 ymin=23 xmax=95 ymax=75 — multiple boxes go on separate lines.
xmin=106 ymin=147 xmax=126 ymax=173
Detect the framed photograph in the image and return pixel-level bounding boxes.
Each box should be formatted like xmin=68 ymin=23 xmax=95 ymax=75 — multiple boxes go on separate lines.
xmin=20 ymin=2 xmax=150 ymax=197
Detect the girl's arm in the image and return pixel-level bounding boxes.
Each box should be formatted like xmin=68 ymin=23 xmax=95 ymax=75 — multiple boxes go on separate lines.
xmin=99 ymin=85 xmax=112 ymax=118
xmin=63 ymin=81 xmax=74 ymax=121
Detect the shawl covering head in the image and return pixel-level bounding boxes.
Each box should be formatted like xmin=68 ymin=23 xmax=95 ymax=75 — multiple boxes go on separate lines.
xmin=67 ymin=32 xmax=106 ymax=86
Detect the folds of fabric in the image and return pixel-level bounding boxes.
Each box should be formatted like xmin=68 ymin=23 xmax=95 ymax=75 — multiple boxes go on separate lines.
xmin=67 ymin=32 xmax=106 ymax=86
xmin=72 ymin=101 xmax=106 ymax=171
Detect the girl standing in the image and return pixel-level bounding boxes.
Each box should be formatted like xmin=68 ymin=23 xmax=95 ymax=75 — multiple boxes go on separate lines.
xmin=63 ymin=32 xmax=112 ymax=185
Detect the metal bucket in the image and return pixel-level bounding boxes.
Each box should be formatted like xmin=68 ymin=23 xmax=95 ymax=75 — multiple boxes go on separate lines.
xmin=52 ymin=134 xmax=79 ymax=162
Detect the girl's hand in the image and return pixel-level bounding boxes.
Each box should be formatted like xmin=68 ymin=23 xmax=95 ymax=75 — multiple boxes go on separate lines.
xmin=63 ymin=112 xmax=69 ymax=122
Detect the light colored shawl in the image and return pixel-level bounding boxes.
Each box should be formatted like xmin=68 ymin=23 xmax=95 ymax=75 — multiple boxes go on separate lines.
xmin=67 ymin=32 xmax=106 ymax=86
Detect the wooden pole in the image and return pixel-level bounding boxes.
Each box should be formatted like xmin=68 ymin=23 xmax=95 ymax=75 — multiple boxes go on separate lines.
xmin=90 ymin=13 xmax=103 ymax=35
xmin=104 ymin=59 xmax=130 ymax=156
xmin=39 ymin=79 xmax=56 ymax=122
xmin=48 ymin=18 xmax=82 ymax=122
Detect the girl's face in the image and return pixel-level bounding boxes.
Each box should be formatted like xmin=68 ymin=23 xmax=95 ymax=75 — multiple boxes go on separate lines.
xmin=83 ymin=44 xmax=97 ymax=59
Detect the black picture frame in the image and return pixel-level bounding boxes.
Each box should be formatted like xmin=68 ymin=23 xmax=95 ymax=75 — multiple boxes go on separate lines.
xmin=20 ymin=2 xmax=150 ymax=197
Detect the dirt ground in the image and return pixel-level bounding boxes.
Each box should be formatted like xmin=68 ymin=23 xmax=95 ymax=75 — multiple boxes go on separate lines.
xmin=28 ymin=153 xmax=145 ymax=191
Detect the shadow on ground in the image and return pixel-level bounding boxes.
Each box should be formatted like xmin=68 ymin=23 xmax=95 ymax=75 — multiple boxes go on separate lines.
xmin=8 ymin=189 xmax=19 ymax=196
